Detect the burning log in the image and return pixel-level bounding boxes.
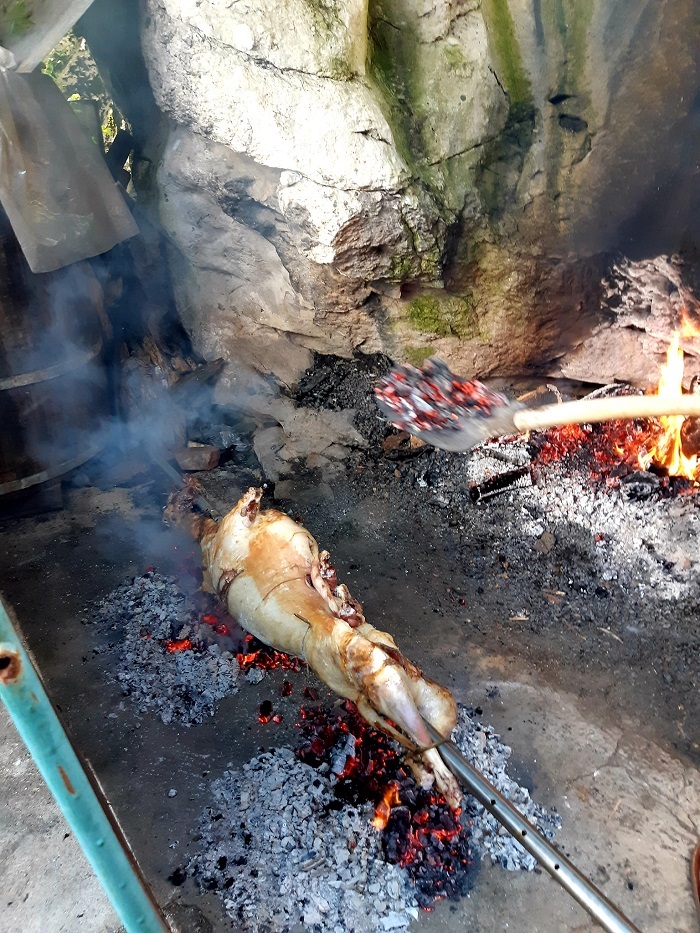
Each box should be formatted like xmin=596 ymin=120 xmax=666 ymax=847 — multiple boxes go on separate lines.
xmin=529 ymin=315 xmax=700 ymax=492
xmin=165 ymin=485 xmax=462 ymax=807
xmin=681 ymin=417 xmax=700 ymax=459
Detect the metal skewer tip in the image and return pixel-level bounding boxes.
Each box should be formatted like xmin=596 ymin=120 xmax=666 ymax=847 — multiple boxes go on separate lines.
xmin=152 ymin=456 xmax=221 ymax=518
xmin=424 ymin=719 xmax=641 ymax=933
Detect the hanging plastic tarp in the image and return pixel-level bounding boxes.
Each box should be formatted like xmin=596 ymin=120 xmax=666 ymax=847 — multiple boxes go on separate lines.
xmin=0 ymin=45 xmax=138 ymax=272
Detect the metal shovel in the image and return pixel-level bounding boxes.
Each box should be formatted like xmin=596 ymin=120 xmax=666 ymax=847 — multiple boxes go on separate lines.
xmin=376 ymin=359 xmax=700 ymax=452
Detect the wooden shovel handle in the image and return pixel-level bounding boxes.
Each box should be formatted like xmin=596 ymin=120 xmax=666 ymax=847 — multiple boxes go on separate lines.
xmin=513 ymin=394 xmax=700 ymax=434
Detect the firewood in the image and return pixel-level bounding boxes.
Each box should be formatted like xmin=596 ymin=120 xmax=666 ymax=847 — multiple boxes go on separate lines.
xmin=173 ymin=445 xmax=221 ymax=472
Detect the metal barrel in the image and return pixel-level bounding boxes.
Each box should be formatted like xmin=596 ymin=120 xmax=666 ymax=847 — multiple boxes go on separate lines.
xmin=0 ymin=224 xmax=108 ymax=498
xmin=425 ymin=720 xmax=642 ymax=933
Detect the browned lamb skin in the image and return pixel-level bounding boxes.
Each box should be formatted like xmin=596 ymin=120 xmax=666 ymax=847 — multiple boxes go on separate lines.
xmin=165 ymin=485 xmax=461 ymax=807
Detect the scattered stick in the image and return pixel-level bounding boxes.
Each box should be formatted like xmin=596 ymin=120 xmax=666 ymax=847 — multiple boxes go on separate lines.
xmin=598 ymin=627 xmax=623 ymax=643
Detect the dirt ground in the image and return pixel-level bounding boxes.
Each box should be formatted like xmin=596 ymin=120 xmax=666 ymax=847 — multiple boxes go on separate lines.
xmin=0 ymin=357 xmax=698 ymax=931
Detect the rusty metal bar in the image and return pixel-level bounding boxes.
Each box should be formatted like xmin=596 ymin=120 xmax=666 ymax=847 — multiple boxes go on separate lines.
xmin=0 ymin=595 xmax=170 ymax=932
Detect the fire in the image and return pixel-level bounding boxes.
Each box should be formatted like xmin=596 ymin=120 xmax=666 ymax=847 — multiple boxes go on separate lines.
xmin=201 ymin=613 xmax=231 ymax=637
xmin=166 ymin=638 xmax=193 ymax=653
xmin=372 ymin=781 xmax=402 ymax=830
xmin=531 ymin=312 xmax=700 ymax=492
xmin=236 ymin=634 xmax=305 ymax=673
xmin=638 ymin=311 xmax=700 ymax=482
xmin=680 ymin=309 xmax=700 ymax=340
xmin=295 ymin=700 xmax=472 ymax=905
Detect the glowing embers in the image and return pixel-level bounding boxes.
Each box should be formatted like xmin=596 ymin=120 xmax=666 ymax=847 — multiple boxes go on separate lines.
xmin=235 ymin=633 xmax=305 ymax=673
xmin=201 ymin=613 xmax=231 ymax=637
xmin=165 ymin=638 xmax=194 ymax=653
xmin=161 ymin=612 xmax=229 ymax=653
xmin=375 ymin=357 xmax=509 ymax=436
xmin=296 ymin=701 xmax=473 ymax=907
xmin=162 ymin=589 xmax=306 ymax=674
xmin=258 ymin=699 xmax=282 ymax=725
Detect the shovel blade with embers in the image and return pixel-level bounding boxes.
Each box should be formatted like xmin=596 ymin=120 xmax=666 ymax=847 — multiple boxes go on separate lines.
xmin=375 ymin=359 xmax=700 ymax=452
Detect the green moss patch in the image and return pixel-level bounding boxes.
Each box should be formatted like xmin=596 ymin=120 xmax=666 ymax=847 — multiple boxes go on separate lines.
xmin=367 ymin=10 xmax=425 ymax=176
xmin=480 ymin=0 xmax=532 ymax=108
xmin=403 ymin=345 xmax=436 ymax=366
xmin=406 ymin=294 xmax=479 ymax=339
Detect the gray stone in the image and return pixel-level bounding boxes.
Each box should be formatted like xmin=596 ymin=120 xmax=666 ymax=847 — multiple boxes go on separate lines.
xmin=133 ymin=0 xmax=697 ymax=393
xmin=380 ymin=913 xmax=409 ymax=930
xmin=251 ymin=400 xmax=366 ymax=480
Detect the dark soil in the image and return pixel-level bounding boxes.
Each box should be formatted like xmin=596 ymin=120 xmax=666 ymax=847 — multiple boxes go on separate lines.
xmin=292 ymin=353 xmax=700 ymax=767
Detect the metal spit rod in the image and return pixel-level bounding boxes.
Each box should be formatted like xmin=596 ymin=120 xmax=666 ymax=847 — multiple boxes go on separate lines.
xmin=424 ymin=720 xmax=642 ymax=933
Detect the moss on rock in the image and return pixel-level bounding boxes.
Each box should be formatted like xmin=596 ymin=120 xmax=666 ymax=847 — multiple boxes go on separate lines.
xmin=403 ymin=345 xmax=436 ymax=366
xmin=406 ymin=293 xmax=480 ymax=339
xmin=480 ymin=0 xmax=532 ymax=108
xmin=366 ymin=11 xmax=426 ymax=179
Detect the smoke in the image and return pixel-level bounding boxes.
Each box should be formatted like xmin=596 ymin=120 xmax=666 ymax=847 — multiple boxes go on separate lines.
xmin=0 ymin=215 xmax=249 ymax=505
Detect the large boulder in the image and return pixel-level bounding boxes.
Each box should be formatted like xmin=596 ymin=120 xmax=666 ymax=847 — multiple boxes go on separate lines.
xmin=136 ymin=0 xmax=699 ymax=390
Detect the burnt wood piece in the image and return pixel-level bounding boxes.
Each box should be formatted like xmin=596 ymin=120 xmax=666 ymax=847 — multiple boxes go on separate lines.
xmin=171 ymin=359 xmax=226 ymax=391
xmin=104 ymin=129 xmax=134 ymax=181
xmin=174 ymin=446 xmax=221 ymax=472
xmin=680 ymin=417 xmax=700 ymax=458
xmin=469 ymin=467 xmax=531 ymax=503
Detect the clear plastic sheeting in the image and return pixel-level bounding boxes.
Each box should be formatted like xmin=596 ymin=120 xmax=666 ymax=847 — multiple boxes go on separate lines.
xmin=0 ymin=50 xmax=138 ymax=272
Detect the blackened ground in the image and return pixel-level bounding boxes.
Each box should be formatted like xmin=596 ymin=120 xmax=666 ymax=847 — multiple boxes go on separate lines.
xmin=0 ymin=355 xmax=697 ymax=932
xmin=296 ymin=352 xmax=396 ymax=448
xmin=294 ymin=352 xmax=699 ymax=765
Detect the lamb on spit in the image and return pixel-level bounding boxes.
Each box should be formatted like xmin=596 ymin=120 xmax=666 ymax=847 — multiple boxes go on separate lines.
xmin=165 ymin=485 xmax=461 ymax=808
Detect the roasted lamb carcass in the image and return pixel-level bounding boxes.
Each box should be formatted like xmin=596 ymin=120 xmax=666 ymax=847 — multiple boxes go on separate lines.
xmin=165 ymin=485 xmax=461 ymax=808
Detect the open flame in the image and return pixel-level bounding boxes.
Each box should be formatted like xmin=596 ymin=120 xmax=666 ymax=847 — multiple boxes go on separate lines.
xmin=637 ymin=311 xmax=700 ymax=481
xmin=372 ymin=781 xmax=402 ymax=830
xmin=532 ymin=312 xmax=700 ymax=492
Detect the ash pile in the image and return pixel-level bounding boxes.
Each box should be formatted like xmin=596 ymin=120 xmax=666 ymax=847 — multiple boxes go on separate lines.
xmin=194 ymin=749 xmax=414 ymax=933
xmin=92 ymin=566 xmax=560 ymax=932
xmin=296 ymin=354 xmax=699 ymax=618
xmin=456 ymin=435 xmax=698 ymax=598
xmin=92 ymin=571 xmax=240 ymax=725
xmin=188 ymin=705 xmax=560 ymax=933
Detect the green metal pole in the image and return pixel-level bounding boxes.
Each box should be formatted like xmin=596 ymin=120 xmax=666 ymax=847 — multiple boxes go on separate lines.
xmin=0 ymin=595 xmax=169 ymax=932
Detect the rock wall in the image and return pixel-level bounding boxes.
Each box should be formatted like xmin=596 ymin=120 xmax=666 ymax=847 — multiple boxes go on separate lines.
xmin=133 ymin=0 xmax=699 ymax=391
